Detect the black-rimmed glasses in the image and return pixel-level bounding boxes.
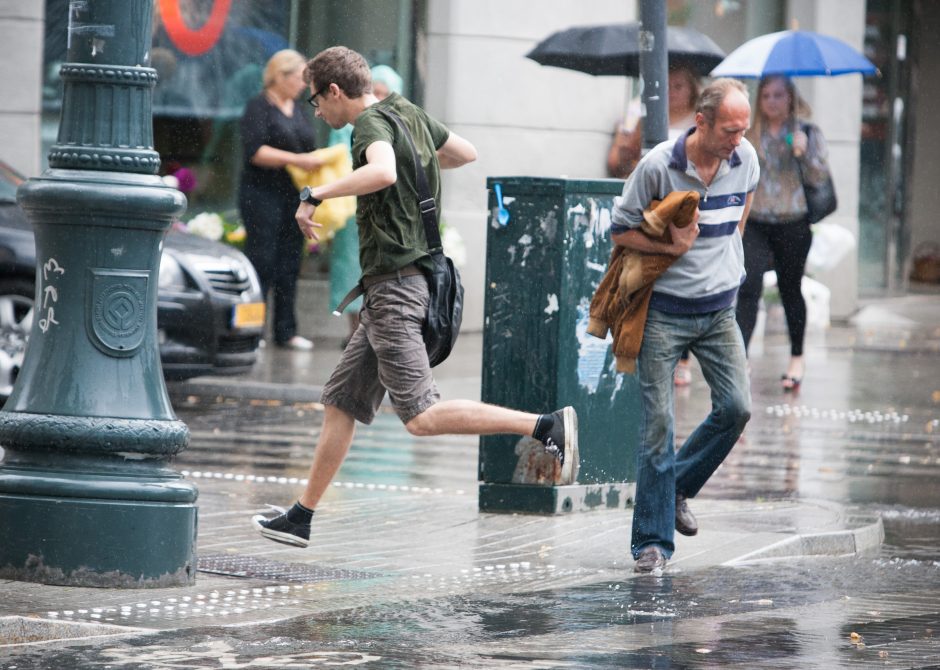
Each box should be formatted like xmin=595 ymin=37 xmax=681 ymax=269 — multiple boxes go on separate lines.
xmin=307 ymin=84 xmax=330 ymax=109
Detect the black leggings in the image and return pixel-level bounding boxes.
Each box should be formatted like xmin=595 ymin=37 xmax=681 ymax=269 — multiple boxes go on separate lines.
xmin=736 ymin=218 xmax=813 ymax=357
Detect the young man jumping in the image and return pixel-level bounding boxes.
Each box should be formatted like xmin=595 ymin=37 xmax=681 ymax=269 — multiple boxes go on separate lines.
xmin=252 ymin=46 xmax=579 ymax=547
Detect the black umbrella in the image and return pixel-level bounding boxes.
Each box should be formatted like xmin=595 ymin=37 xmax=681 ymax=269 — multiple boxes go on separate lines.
xmin=526 ymin=22 xmax=725 ymax=78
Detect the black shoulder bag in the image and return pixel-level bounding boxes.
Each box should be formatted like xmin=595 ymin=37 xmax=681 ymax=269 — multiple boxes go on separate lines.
xmin=375 ymin=108 xmax=464 ymax=368
xmin=797 ymin=123 xmax=838 ymax=224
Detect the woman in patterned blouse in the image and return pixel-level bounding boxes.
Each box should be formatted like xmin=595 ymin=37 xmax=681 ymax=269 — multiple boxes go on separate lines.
xmin=736 ymin=75 xmax=833 ymax=392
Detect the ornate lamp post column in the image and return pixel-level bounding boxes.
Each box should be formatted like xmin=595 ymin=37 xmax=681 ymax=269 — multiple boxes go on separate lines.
xmin=0 ymin=0 xmax=197 ymax=587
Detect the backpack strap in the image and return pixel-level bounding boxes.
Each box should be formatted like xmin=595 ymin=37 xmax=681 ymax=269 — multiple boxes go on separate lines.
xmin=373 ymin=107 xmax=443 ymax=252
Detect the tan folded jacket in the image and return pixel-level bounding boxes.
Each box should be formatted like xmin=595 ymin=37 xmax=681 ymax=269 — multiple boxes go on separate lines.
xmin=588 ymin=190 xmax=700 ymax=373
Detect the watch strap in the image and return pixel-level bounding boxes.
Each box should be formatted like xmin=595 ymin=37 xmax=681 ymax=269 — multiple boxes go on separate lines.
xmin=300 ymin=188 xmax=322 ymax=207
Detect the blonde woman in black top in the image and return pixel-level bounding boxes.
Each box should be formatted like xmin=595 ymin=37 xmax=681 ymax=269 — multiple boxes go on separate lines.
xmin=239 ymin=49 xmax=323 ymax=350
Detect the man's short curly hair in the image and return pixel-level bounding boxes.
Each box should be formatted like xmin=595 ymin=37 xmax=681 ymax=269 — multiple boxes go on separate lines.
xmin=305 ymin=46 xmax=372 ymax=98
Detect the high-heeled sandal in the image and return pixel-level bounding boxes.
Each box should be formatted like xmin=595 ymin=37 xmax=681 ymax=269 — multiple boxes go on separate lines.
xmin=780 ymin=375 xmax=802 ymax=392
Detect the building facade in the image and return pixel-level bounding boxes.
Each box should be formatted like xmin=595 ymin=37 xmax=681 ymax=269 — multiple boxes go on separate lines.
xmin=0 ymin=1 xmax=45 ymax=177
xmin=4 ymin=0 xmax=937 ymax=331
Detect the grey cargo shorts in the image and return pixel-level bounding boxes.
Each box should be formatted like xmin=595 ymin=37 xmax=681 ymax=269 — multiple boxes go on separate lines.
xmin=320 ymin=273 xmax=440 ymax=424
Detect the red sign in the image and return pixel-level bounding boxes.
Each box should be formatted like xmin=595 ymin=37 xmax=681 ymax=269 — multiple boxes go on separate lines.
xmin=158 ymin=0 xmax=233 ymax=57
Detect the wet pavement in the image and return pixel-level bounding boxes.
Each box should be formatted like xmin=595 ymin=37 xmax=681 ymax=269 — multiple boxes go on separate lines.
xmin=2 ymin=291 xmax=940 ymax=668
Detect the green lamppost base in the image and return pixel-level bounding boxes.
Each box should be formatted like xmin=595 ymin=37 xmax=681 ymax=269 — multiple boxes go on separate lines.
xmin=0 ymin=414 xmax=196 ymax=587
xmin=0 ymin=0 xmax=198 ymax=587
xmin=0 ymin=498 xmax=195 ymax=587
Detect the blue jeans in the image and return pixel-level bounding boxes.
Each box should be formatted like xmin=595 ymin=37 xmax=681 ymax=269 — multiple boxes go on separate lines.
xmin=630 ymin=306 xmax=751 ymax=559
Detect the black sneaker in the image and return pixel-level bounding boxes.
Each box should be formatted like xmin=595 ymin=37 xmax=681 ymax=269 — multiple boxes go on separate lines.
xmin=251 ymin=505 xmax=310 ymax=547
xmin=541 ymin=406 xmax=579 ymax=485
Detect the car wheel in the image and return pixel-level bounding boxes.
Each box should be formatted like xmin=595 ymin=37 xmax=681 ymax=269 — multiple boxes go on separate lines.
xmin=0 ymin=278 xmax=34 ymax=398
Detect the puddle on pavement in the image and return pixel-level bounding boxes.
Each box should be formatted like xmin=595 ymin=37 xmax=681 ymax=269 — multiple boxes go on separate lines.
xmin=275 ymin=559 xmax=940 ymax=668
xmin=877 ymin=505 xmax=940 ymax=564
xmin=4 ymin=553 xmax=939 ymax=668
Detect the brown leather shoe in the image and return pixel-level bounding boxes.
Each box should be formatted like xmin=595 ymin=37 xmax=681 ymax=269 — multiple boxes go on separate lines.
xmin=675 ymin=493 xmax=698 ymax=536
xmin=634 ymin=545 xmax=667 ymax=573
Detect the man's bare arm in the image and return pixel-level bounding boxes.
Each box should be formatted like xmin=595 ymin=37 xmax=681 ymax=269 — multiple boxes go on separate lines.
xmin=437 ymin=132 xmax=477 ymax=169
xmin=295 ymin=141 xmax=397 ymax=240
xmin=315 ymin=141 xmax=397 ymax=199
xmin=738 ymin=191 xmax=754 ymax=234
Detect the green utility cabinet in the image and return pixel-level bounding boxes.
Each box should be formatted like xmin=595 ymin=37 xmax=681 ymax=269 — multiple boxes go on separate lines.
xmin=479 ymin=176 xmax=641 ymax=514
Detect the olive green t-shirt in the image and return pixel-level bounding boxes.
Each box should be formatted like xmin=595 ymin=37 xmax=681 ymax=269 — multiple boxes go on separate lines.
xmin=351 ymin=93 xmax=450 ymax=276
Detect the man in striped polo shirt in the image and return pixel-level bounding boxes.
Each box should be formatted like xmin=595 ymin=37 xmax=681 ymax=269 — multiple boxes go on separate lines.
xmin=610 ymin=78 xmax=759 ymax=573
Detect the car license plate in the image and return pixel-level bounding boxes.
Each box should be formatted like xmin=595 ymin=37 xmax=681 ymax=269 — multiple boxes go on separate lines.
xmin=232 ymin=302 xmax=265 ymax=329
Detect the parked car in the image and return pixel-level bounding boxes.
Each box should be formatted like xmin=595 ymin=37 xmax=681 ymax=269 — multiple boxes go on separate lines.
xmin=0 ymin=161 xmax=264 ymax=396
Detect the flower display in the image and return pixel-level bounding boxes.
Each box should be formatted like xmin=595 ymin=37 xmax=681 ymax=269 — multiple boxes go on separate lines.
xmin=184 ymin=211 xmax=246 ymax=250
xmin=186 ymin=212 xmax=225 ymax=241
xmin=224 ymin=225 xmax=246 ymax=245
xmin=173 ymin=167 xmax=197 ymax=194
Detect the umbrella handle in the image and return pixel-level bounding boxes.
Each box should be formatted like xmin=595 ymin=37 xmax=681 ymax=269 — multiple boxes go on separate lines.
xmin=785 ymin=119 xmax=805 ymax=158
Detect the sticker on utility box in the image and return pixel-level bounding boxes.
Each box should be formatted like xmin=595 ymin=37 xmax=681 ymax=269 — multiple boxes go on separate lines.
xmin=576 ymin=297 xmax=613 ymax=394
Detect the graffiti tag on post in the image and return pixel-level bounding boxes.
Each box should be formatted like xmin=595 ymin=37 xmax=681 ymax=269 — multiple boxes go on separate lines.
xmin=39 ymin=257 xmax=66 ymax=333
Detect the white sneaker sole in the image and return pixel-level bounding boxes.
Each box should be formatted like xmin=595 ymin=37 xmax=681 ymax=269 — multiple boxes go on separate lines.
xmin=251 ymin=514 xmax=310 ymax=547
xmin=559 ymin=406 xmax=579 ymax=485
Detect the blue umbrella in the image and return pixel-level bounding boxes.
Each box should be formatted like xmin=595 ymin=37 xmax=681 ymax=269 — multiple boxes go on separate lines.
xmin=710 ymin=30 xmax=877 ymax=78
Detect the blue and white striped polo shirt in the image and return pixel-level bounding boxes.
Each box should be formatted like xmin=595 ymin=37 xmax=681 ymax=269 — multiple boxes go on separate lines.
xmin=610 ymin=128 xmax=760 ymax=314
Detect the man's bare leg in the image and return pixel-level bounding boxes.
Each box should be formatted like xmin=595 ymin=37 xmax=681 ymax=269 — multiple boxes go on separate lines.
xmin=406 ymin=400 xmax=578 ymax=485
xmin=298 ymin=404 xmax=356 ymax=510
xmin=254 ymin=400 xmax=578 ymax=546
xmin=296 ymin=401 xmax=543 ymax=510
xmin=301 ymin=402 xmax=539 ymax=510
xmin=252 ymin=404 xmax=356 ymax=547
xmin=405 ymin=399 xmax=537 ymax=437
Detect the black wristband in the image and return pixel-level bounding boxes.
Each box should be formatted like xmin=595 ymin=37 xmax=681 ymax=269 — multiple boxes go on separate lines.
xmin=299 ymin=186 xmax=322 ymax=207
